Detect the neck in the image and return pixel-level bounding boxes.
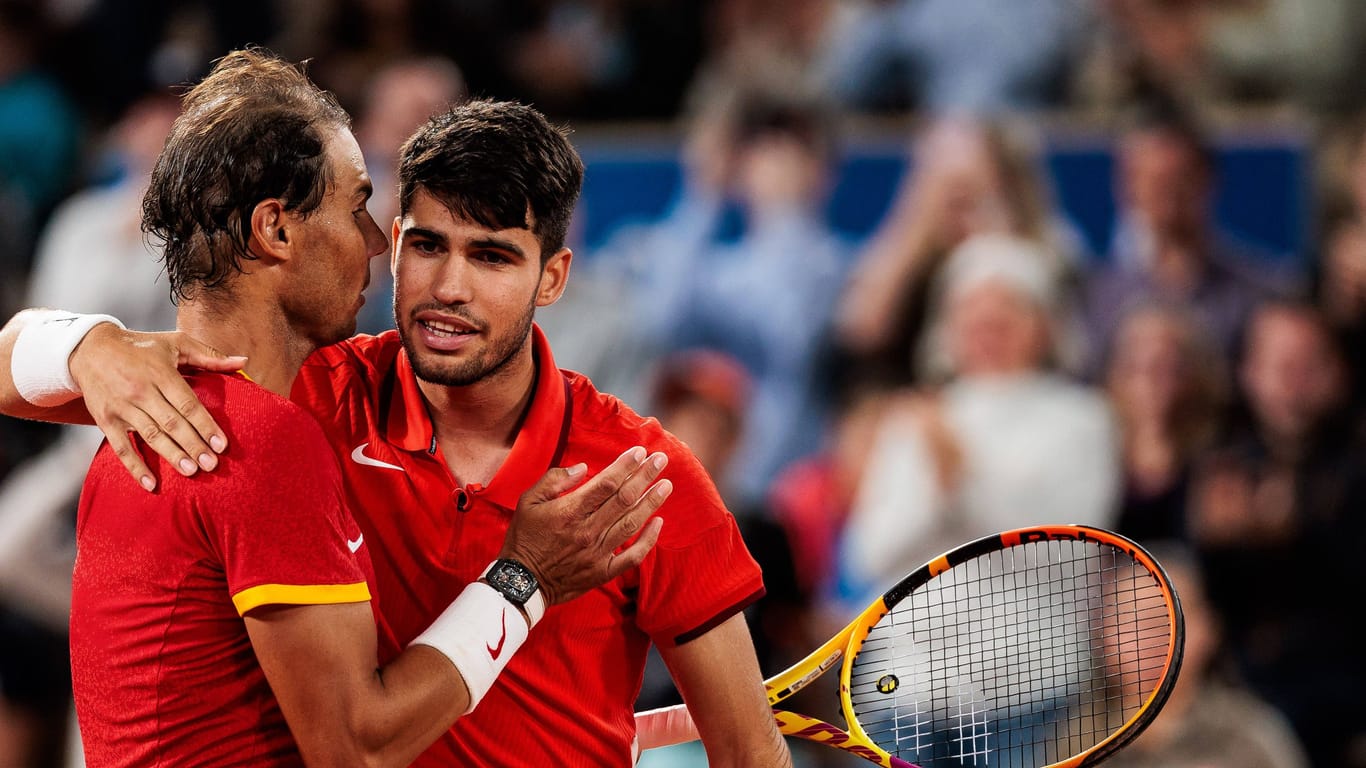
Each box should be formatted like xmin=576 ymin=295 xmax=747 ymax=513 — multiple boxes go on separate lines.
xmin=176 ymin=296 xmax=319 ymax=397
xmin=417 ymin=334 xmax=539 ymax=452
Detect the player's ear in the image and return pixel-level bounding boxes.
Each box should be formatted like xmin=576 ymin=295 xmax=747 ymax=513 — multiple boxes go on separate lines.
xmin=248 ymin=199 xmax=291 ymax=263
xmin=536 ymin=248 xmax=572 ymax=307
xmin=390 ymin=216 xmax=402 ymax=273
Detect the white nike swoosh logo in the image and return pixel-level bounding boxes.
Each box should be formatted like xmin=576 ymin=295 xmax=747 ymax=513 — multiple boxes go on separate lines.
xmin=347 ymin=534 xmax=365 ymax=553
xmin=350 ymin=442 xmax=404 ymax=472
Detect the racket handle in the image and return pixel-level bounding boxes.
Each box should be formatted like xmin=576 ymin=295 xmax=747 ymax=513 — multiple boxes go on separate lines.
xmin=634 ymin=703 xmax=700 ymax=749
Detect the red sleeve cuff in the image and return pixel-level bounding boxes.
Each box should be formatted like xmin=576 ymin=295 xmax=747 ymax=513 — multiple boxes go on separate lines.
xmin=671 ymin=586 xmax=766 ymax=646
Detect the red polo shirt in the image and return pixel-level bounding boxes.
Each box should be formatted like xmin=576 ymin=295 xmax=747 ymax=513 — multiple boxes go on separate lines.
xmin=70 ymin=372 xmax=373 ymax=767
xmin=292 ymin=326 xmax=764 ymax=766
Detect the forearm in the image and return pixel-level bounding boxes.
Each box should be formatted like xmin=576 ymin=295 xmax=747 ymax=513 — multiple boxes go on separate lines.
xmin=253 ymin=578 xmax=533 ymax=768
xmin=315 ymin=645 xmax=472 ymax=768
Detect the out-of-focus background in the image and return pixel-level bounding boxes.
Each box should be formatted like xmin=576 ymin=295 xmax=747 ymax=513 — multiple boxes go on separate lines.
xmin=1 ymin=0 xmax=1364 ymax=766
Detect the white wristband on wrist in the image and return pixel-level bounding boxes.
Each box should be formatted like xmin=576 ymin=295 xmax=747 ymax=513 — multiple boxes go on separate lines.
xmin=409 ymin=578 xmax=531 ymax=713
xmin=10 ymin=310 xmax=126 ymax=406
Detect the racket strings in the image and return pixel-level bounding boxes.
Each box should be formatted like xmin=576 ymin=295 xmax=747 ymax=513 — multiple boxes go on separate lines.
xmin=848 ymin=539 xmax=1174 ymax=768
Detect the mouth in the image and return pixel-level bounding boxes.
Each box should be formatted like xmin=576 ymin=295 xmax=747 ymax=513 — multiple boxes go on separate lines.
xmin=413 ymin=311 xmax=481 ymax=350
xmin=418 ymin=317 xmax=477 ymax=338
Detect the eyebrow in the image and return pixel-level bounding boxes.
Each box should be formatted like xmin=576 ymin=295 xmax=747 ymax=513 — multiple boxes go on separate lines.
xmin=401 ymin=227 xmax=527 ymax=259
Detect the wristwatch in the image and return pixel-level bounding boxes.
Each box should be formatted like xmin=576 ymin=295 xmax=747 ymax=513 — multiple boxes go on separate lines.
xmin=481 ymin=558 xmax=541 ymax=608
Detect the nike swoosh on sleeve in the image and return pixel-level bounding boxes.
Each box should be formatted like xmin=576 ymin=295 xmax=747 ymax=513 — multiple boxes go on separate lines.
xmin=350 ymin=443 xmax=405 ymax=472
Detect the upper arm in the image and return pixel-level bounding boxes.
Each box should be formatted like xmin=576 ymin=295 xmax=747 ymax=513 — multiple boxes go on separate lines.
xmin=657 ymin=613 xmax=790 ymax=768
xmin=243 ymin=599 xmax=471 ymax=768
xmin=245 ymin=602 xmax=383 ymax=765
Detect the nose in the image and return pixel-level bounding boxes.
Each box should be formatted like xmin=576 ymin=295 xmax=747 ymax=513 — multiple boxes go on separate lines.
xmin=431 ymin=253 xmax=473 ymax=306
xmin=364 ymin=212 xmax=388 ymax=261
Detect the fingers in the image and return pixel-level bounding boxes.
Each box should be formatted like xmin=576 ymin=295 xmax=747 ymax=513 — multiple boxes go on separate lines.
xmin=566 ymin=445 xmax=649 ymax=511
xmin=521 ymin=462 xmax=588 ymax=504
xmin=599 ymin=471 xmax=670 ymax=547
xmin=602 ymin=497 xmax=667 ymax=581
xmin=70 ymin=327 xmax=235 ymax=492
xmin=105 ymin=428 xmax=156 ymax=492
xmin=134 ymin=374 xmax=223 ymax=472
xmin=176 ymin=337 xmax=248 ymax=374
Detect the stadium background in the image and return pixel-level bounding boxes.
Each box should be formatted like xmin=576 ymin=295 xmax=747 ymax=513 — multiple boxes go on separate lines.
xmin=1 ymin=1 xmax=1364 ymax=766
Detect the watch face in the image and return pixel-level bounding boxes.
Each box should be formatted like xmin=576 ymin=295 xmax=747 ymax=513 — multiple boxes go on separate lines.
xmin=489 ymin=559 xmax=538 ymax=604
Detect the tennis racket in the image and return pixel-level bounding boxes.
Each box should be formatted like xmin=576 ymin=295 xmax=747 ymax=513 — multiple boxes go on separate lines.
xmin=636 ymin=524 xmax=1183 ymax=767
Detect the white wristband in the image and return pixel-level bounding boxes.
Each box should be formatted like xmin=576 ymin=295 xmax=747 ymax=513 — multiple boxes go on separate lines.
xmin=410 ymin=581 xmax=530 ymax=713
xmin=10 ymin=311 xmax=126 ymax=406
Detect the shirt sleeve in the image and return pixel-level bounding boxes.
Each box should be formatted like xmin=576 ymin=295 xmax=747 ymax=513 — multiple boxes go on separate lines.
xmin=202 ymin=390 xmax=370 ymax=616
xmin=633 ymin=442 xmax=765 ymax=647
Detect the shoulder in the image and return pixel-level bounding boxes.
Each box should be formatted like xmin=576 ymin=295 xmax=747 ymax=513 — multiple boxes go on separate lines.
xmin=294 ymin=331 xmax=402 ymax=409
xmin=563 ymin=369 xmax=731 ymax=533
xmin=300 ymin=331 xmax=402 ymax=380
xmin=198 ymin=373 xmax=332 ymax=460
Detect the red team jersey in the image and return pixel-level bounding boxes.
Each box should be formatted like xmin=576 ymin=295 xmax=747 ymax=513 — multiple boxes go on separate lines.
xmin=69 ymin=373 xmax=374 ymax=768
xmin=292 ymin=326 xmax=765 ymax=767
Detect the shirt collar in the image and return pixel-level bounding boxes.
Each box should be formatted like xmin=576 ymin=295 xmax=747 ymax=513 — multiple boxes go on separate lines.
xmin=385 ymin=324 xmax=570 ymax=509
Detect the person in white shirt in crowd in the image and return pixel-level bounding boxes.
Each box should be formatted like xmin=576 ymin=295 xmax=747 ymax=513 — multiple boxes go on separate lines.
xmin=838 ymin=232 xmax=1120 ymax=600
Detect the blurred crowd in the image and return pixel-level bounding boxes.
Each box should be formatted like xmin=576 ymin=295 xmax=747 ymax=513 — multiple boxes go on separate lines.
xmin=3 ymin=0 xmax=1366 ymax=766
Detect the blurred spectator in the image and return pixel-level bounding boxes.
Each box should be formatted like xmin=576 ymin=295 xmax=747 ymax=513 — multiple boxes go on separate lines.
xmin=817 ymin=0 xmax=1093 ymax=114
xmin=56 ymin=0 xmax=279 ymax=125
xmin=633 ymin=348 xmax=814 ymax=766
xmin=683 ymin=0 xmax=835 ymax=118
xmin=541 ymin=80 xmax=747 ymax=410
xmin=503 ymin=0 xmax=705 ymax=120
xmin=352 ymin=54 xmax=467 ymax=334
xmin=1081 ymin=100 xmax=1299 ymax=377
xmin=575 ymin=85 xmax=852 ymax=509
xmin=767 ymin=385 xmax=886 ymax=611
xmin=0 ymin=0 xmax=82 ymax=319
xmin=832 ymin=115 xmax=1087 ymax=394
xmin=1102 ymin=540 xmax=1310 ymax=768
xmin=1310 ymin=116 xmax=1366 ymax=408
xmin=837 ymin=233 xmax=1120 ymax=602
xmin=1069 ymin=0 xmax=1217 ymax=115
xmin=1104 ymin=305 xmax=1228 ymax=544
xmin=1199 ymin=0 xmax=1366 ymax=114
xmin=1189 ymin=300 xmax=1366 ymax=768
xmin=1068 ymin=0 xmax=1365 ymax=116
xmin=0 ymin=88 xmax=178 ymax=768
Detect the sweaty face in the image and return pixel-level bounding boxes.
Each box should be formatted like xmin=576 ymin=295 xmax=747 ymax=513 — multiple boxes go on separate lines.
xmin=282 ymin=126 xmax=388 ymax=345
xmin=393 ymin=189 xmax=564 ymax=387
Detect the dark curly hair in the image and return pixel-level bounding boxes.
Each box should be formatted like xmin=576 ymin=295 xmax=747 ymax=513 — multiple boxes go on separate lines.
xmin=397 ymin=98 xmax=584 ymax=261
xmin=142 ymin=47 xmax=351 ymax=302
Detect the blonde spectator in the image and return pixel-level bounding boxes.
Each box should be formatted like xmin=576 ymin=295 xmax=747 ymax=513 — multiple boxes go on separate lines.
xmin=838 ymin=233 xmax=1119 ymax=600
xmin=832 ymin=115 xmax=1087 ymax=393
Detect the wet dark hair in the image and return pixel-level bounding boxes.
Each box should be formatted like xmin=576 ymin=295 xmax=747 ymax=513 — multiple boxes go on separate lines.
xmin=142 ymin=47 xmax=351 ymax=302
xmin=397 ymin=98 xmax=584 ymax=260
